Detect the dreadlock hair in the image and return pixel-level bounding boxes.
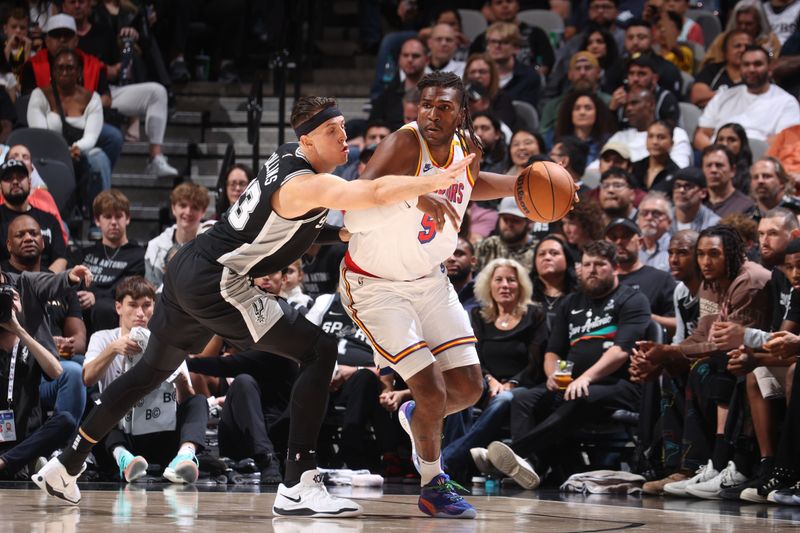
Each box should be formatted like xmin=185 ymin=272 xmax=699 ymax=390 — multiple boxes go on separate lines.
xmin=417 ymin=71 xmax=483 ymax=156
xmin=697 ymin=225 xmax=747 ymax=289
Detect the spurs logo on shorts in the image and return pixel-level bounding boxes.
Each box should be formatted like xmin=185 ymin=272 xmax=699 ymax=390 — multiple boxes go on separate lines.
xmin=252 ymin=297 xmax=268 ymax=324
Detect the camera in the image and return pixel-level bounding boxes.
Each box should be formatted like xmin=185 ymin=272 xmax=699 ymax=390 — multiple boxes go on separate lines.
xmin=0 ymin=284 xmax=16 ymax=323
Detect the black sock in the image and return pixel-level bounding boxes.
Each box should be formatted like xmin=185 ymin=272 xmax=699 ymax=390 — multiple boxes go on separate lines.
xmin=711 ymin=435 xmax=733 ymax=471
xmin=60 ymin=431 xmax=95 ymax=476
xmin=284 ymin=450 xmax=317 ymax=486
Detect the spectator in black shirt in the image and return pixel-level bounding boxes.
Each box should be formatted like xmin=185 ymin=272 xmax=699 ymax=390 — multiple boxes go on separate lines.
xmin=609 ymin=54 xmax=681 ymax=130
xmin=2 ymin=215 xmax=87 ymax=431
xmin=445 ymin=237 xmax=478 ymax=313
xmin=691 ymin=30 xmax=752 ymax=109
xmin=0 ymin=288 xmax=72 ymax=480
xmin=370 ymin=37 xmax=428 ymax=131
xmin=531 ymin=234 xmax=579 ymax=329
xmin=481 ymin=22 xmax=541 ymax=108
xmin=0 ymin=159 xmax=67 ymax=272
xmin=605 ymin=217 xmax=677 ymax=333
xmin=80 ymin=190 xmax=145 ymax=334
xmin=482 ymin=241 xmax=650 ymax=488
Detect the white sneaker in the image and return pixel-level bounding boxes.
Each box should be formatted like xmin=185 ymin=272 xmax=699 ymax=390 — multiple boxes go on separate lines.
xmin=685 ymin=461 xmax=747 ymax=499
xmin=272 ymin=469 xmax=363 ymax=517
xmin=470 ymin=447 xmax=491 ymax=474
xmin=664 ymin=460 xmax=718 ymax=497
xmin=145 ymin=154 xmax=178 ymax=177
xmin=31 ymin=456 xmax=86 ymax=505
xmin=486 ymin=441 xmax=540 ymax=489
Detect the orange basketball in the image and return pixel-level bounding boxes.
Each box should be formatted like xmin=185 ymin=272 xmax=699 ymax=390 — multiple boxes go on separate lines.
xmin=514 ymin=161 xmax=576 ymax=223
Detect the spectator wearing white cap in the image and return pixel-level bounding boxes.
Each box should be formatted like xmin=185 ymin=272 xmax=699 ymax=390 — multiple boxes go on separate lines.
xmin=474 ymin=197 xmax=536 ymax=273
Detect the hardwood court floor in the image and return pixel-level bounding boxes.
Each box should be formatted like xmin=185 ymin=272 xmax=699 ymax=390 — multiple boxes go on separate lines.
xmin=2 ymin=483 xmax=799 ymax=532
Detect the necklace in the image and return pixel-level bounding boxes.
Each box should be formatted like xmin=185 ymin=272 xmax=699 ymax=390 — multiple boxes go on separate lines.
xmin=543 ymin=294 xmax=560 ymax=310
xmin=103 ymin=244 xmax=121 ymax=262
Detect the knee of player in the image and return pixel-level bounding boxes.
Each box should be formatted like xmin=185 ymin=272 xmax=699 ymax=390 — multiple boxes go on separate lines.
xmin=300 ymin=332 xmax=338 ymax=366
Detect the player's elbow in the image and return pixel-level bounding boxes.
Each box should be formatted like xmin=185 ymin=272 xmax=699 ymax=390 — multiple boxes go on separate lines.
xmin=371 ymin=182 xmax=395 ymax=206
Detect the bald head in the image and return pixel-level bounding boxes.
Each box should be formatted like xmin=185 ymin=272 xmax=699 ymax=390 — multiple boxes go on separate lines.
xmin=429 ymin=24 xmax=458 ymax=64
xmin=625 ymin=88 xmax=656 ymax=131
xmin=6 ymin=214 xmax=43 ymax=269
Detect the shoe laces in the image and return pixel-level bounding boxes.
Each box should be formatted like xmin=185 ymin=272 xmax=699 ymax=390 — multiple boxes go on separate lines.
xmin=432 ymin=478 xmax=471 ymax=502
xmin=719 ymin=462 xmax=739 ymax=485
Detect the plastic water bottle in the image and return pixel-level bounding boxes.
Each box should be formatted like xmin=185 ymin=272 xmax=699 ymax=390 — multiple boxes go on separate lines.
xmin=119 ymin=38 xmax=135 ymax=85
xmin=381 ymin=55 xmax=396 ymax=84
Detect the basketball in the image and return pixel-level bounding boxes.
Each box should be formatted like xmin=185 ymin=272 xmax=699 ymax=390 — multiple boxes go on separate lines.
xmin=514 ymin=161 xmax=576 ymax=223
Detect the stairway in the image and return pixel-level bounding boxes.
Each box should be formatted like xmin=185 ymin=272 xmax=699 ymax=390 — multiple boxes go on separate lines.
xmin=115 ymin=0 xmax=377 ymax=244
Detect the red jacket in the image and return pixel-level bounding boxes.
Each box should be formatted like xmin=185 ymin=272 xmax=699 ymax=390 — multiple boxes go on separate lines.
xmin=30 ymin=48 xmax=105 ymax=91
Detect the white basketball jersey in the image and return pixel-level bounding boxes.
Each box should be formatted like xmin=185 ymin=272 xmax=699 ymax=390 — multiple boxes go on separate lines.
xmin=346 ymin=122 xmax=475 ymax=281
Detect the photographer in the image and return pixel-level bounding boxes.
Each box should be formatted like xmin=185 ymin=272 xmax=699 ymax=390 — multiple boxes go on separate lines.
xmin=0 ymin=270 xmax=90 ymax=479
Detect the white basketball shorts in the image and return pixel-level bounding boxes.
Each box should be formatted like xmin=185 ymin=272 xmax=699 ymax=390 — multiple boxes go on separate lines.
xmin=339 ymin=263 xmax=479 ymax=380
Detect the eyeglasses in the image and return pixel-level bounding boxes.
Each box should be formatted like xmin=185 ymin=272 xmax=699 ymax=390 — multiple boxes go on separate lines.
xmin=672 ymin=182 xmax=700 ymax=192
xmin=600 ymin=181 xmax=629 ymax=190
xmin=639 ymin=209 xmax=667 ymax=219
xmin=486 ymin=38 xmax=511 ymax=47
xmin=55 ymin=64 xmax=77 ymax=73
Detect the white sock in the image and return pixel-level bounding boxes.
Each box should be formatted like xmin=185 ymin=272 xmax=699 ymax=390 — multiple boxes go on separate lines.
xmin=419 ymin=455 xmax=444 ymax=486
xmin=178 ymin=443 xmax=196 ymax=457
xmin=112 ymin=446 xmax=131 ymax=465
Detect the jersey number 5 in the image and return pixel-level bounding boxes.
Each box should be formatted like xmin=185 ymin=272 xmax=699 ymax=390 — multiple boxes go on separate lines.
xmin=418 ymin=214 xmax=437 ymax=243
xmin=229 ymin=180 xmax=261 ymax=230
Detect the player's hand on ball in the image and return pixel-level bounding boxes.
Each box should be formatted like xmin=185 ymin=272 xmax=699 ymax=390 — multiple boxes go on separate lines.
xmin=417 ymin=193 xmax=460 ymax=231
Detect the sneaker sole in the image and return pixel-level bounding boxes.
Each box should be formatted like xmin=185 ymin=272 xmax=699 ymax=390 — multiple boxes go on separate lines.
xmin=739 ymin=491 xmax=768 ymax=503
xmin=418 ymin=497 xmax=477 ymax=519
xmin=164 ymin=462 xmax=199 ymax=484
xmin=684 ymin=486 xmax=722 ymax=500
xmin=124 ymin=457 xmax=149 ymax=483
xmin=272 ymin=506 xmax=363 ymax=518
xmin=31 ymin=473 xmax=80 ymax=505
xmin=487 ymin=442 xmax=539 ymax=490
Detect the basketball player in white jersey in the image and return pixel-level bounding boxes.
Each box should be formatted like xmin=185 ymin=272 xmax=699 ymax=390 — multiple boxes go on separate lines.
xmin=340 ymin=72 xmax=568 ymax=518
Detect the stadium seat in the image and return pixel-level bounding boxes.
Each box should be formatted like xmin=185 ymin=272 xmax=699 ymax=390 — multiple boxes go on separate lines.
xmin=686 ymin=9 xmax=722 ymax=45
xmin=517 ymin=9 xmax=564 ymax=44
xmin=678 ymin=102 xmax=702 ymax=141
xmin=749 ymin=138 xmax=768 ymax=161
xmin=458 ymin=9 xmax=488 ymax=42
xmin=512 ymin=100 xmax=539 ymax=132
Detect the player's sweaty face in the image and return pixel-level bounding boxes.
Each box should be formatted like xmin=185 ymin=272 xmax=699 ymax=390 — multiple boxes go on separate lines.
xmin=417 ymin=87 xmax=463 ymax=146
xmin=308 ymin=115 xmax=348 ymax=167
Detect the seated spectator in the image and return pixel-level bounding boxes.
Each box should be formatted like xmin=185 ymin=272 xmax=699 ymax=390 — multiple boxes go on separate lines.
xmin=463 ymin=53 xmax=517 ymax=130
xmin=597 ymin=141 xmax=634 ymax=175
xmin=80 ymin=190 xmax=145 ymax=333
xmin=26 ymin=47 xmax=110 ymax=215
xmin=0 ymin=159 xmax=66 ymax=271
xmin=691 ymin=30 xmax=752 ymax=109
xmin=402 ymin=87 xmax=420 ymax=124
xmin=469 ymin=0 xmax=555 ymax=74
xmin=763 ymin=0 xmax=800 ymax=46
xmin=481 ymin=240 xmax=650 ymax=488
xmin=714 ymin=123 xmax=754 ymax=194
xmin=671 ymin=167 xmax=721 ymax=232
xmin=20 ymin=14 xmax=124 ymax=178
xmin=445 ymin=258 xmax=548 ymax=481
xmin=531 ymin=234 xmax=579 ymax=326
xmin=666 ymin=0 xmax=704 ymax=45
xmin=473 ymin=112 xmax=509 ymax=173
xmin=632 ymin=120 xmax=680 ymax=192
xmin=773 ymin=28 xmax=800 ymax=98
xmin=703 ymin=1 xmax=782 ymax=68
xmin=603 ymin=18 xmax=683 ymax=97
xmin=541 ymin=51 xmax=612 ymax=134
xmin=561 ymin=198 xmax=606 ymax=259
xmin=506 ymin=129 xmax=546 ymax=176
xmin=215 ymin=164 xmax=254 ymax=220
xmin=654 ymin=10 xmax=695 ymax=74
xmin=637 ymin=191 xmax=674 ymax=272
xmin=281 ymin=259 xmax=314 ymax=314
xmin=604 ymin=88 xmax=692 ymax=167
xmin=60 ymin=2 xmax=177 ymax=176
xmin=418 ymin=8 xmax=471 ymax=62
xmin=598 ymin=167 xmax=638 ymax=221
xmin=721 ymin=212 xmax=761 ymax=259
xmin=475 ymin=197 xmax=536 ymax=273
xmin=766 ymin=125 xmax=800 ymax=188
xmin=605 ymin=217 xmax=677 ymax=331
xmin=83 ymin=276 xmax=207 ymax=483
xmin=426 ymin=23 xmax=465 ymax=78
xmin=1 ymin=143 xmax=67 ymax=244
xmin=549 ymin=90 xmax=616 ymax=166
xmin=549 ymin=136 xmax=590 ymax=190
xmin=446 ymin=237 xmax=479 ymax=312
xmin=702 ymin=144 xmax=757 ymax=217
xmin=694 ymin=46 xmax=800 ymax=149
xmin=145 ymin=182 xmax=211 ymax=286
xmin=0 ymin=287 xmax=72 ymax=480
xmin=370 ymin=37 xmax=428 ymax=132
xmin=546 ymin=28 xmax=619 ymax=101
xmin=302 ymin=242 xmax=346 ymax=301
xmin=306 ymin=290 xmax=393 ymax=471
xmin=609 ymin=54 xmax=681 ymax=130
xmin=1 ymin=8 xmax=33 ymax=99
xmin=751 ymin=157 xmax=800 ymax=219
xmin=483 ymin=22 xmax=541 ymax=108
xmin=2 ymin=214 xmax=86 ymax=425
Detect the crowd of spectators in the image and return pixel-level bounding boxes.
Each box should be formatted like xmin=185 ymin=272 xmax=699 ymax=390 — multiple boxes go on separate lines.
xmin=1 ymin=0 xmax=800 ymax=510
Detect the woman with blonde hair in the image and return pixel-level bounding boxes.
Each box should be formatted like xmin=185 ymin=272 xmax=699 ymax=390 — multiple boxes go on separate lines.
xmin=441 ymin=258 xmax=548 ymax=482
xmin=463 ymin=53 xmax=517 ymax=130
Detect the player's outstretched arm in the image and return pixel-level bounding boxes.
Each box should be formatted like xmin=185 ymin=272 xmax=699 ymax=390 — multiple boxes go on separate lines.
xmin=275 ymin=154 xmax=474 ymax=217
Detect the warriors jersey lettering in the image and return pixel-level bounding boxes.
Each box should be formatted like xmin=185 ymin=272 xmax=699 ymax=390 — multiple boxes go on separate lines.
xmin=194 ymin=143 xmax=328 ymax=277
xmin=345 ymin=122 xmax=475 ymax=281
